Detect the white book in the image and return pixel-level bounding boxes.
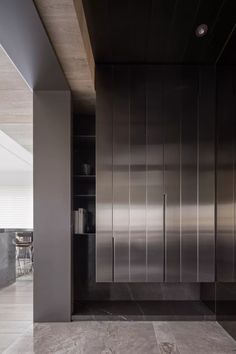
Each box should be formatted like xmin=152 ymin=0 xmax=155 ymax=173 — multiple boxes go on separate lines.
xmin=74 ymin=210 xmax=79 ymax=234
xmin=74 ymin=209 xmax=86 ymax=234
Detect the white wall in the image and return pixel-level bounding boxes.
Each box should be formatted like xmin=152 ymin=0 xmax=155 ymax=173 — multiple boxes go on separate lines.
xmin=0 ymin=183 xmax=33 ymax=228
xmin=0 ymin=130 xmax=33 ymax=229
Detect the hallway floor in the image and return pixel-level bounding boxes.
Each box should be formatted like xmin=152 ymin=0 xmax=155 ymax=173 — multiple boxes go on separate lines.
xmin=0 ymin=274 xmax=33 ymax=353
xmin=0 ymin=279 xmax=236 ymax=354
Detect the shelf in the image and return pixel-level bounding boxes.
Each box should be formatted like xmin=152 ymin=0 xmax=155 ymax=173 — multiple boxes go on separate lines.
xmin=74 ymin=135 xmax=95 ymax=142
xmin=74 ymin=233 xmax=95 ymax=236
xmin=74 ymin=175 xmax=96 ymax=178
xmin=74 ymin=195 xmax=95 ymax=198
xmin=74 ymin=134 xmax=95 ymax=138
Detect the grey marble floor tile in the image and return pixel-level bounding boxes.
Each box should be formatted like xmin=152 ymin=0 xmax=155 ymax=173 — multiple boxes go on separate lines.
xmin=0 ymin=278 xmax=33 ymax=353
xmin=4 ymin=322 xmax=160 ymax=354
xmin=0 ymin=333 xmax=21 ymax=353
xmin=0 ymin=321 xmax=31 ymax=333
xmin=3 ymin=334 xmax=34 ymax=354
xmin=168 ymin=321 xmax=236 ymax=354
xmin=153 ymin=322 xmax=180 ymax=354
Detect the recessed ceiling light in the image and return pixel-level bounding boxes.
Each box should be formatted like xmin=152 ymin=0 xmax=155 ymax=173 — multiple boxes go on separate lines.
xmin=195 ymin=24 xmax=208 ymax=38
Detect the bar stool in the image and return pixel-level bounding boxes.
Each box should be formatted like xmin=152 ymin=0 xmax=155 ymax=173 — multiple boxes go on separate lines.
xmin=14 ymin=232 xmax=33 ymax=276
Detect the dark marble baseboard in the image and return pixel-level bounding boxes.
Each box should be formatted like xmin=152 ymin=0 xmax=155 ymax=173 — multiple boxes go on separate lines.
xmin=72 ymin=301 xmax=216 ymax=321
xmin=218 ymin=321 xmax=236 ymax=341
xmin=74 ymin=237 xmax=201 ymax=302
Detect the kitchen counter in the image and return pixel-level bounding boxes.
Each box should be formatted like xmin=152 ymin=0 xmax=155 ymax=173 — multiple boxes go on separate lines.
xmin=0 ymin=231 xmax=15 ymax=288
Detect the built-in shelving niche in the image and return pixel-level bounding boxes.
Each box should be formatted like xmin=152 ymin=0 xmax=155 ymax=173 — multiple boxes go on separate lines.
xmin=73 ymin=115 xmax=97 ymax=305
xmin=73 ymin=115 xmax=95 ymax=233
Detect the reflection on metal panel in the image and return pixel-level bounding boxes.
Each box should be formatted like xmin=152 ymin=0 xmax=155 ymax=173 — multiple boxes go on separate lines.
xmin=198 ymin=67 xmax=215 ymax=282
xmin=96 ymin=67 xmax=113 ymax=282
xmin=130 ymin=67 xmax=147 ymax=282
xmin=181 ymin=68 xmax=198 ymax=282
xmin=113 ymin=67 xmax=130 ymax=282
xmin=163 ymin=67 xmax=181 ymax=282
xmin=146 ymin=67 xmax=164 ymax=281
xmin=217 ymin=67 xmax=235 ymax=282
xmin=96 ymin=65 xmax=216 ymax=283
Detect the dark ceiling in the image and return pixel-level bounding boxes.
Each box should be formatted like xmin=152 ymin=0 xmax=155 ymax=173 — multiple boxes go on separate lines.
xmin=218 ymin=25 xmax=236 ymax=64
xmin=82 ymin=0 xmax=236 ymax=64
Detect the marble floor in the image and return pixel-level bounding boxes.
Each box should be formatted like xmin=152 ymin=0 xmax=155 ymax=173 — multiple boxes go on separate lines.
xmin=0 ymin=274 xmax=33 ymax=353
xmin=1 ymin=278 xmax=236 ymax=354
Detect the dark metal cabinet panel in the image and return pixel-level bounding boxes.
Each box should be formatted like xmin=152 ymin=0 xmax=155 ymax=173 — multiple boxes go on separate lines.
xmin=96 ymin=67 xmax=113 ymax=282
xmin=130 ymin=67 xmax=147 ymax=282
xmin=180 ymin=67 xmax=198 ymax=282
xmin=146 ymin=67 xmax=164 ymax=281
xmin=113 ymin=67 xmax=130 ymax=282
xmin=217 ymin=67 xmax=235 ymax=282
xmin=163 ymin=67 xmax=181 ymax=282
xmin=198 ymin=67 xmax=215 ymax=282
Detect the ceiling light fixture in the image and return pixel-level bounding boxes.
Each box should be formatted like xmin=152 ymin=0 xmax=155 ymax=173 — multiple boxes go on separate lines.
xmin=195 ymin=24 xmax=208 ymax=38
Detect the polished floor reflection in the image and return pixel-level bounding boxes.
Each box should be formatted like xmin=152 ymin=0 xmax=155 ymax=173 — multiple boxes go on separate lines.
xmin=0 ymin=274 xmax=33 ymax=353
xmin=0 ymin=279 xmax=236 ymax=354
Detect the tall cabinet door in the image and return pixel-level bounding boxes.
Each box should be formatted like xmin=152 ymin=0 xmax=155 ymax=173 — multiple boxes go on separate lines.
xmin=180 ymin=67 xmax=198 ymax=282
xmin=129 ymin=67 xmax=147 ymax=282
xmin=96 ymin=66 xmax=113 ymax=282
xmin=113 ymin=66 xmax=130 ymax=282
xmin=163 ymin=67 xmax=181 ymax=282
xmin=146 ymin=67 xmax=164 ymax=282
xmin=198 ymin=67 xmax=215 ymax=282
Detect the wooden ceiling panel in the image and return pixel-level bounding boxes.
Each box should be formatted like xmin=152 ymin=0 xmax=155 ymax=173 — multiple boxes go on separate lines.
xmin=0 ymin=91 xmax=32 ymax=116
xmin=0 ymin=47 xmax=29 ymax=90
xmin=34 ymin=0 xmax=95 ymax=114
xmin=0 ymin=47 xmax=32 ymax=152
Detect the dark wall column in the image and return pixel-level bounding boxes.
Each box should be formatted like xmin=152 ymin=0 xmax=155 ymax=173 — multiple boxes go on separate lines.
xmin=216 ymin=65 xmax=236 ymax=339
xmin=33 ymin=90 xmax=71 ymax=322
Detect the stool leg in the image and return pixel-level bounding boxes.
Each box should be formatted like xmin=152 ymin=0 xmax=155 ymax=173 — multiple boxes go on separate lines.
xmin=23 ymin=247 xmax=27 ymax=275
xmin=29 ymin=247 xmax=32 ymax=273
xmin=16 ymin=247 xmax=22 ymax=276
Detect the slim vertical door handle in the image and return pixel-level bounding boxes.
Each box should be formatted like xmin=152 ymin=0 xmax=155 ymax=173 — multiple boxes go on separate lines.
xmin=112 ymin=235 xmax=115 ymax=282
xmin=163 ymin=193 xmax=167 ymax=281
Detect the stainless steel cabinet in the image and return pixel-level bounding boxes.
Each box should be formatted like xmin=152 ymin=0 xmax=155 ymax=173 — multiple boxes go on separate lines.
xmin=96 ymin=65 xmax=215 ymax=283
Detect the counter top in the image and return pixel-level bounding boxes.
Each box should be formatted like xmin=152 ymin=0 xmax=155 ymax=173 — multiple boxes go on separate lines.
xmin=0 ymin=229 xmax=33 ymax=233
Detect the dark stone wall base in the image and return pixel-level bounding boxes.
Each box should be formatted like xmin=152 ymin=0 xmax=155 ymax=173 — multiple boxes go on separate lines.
xmin=73 ymin=300 xmax=216 ymax=321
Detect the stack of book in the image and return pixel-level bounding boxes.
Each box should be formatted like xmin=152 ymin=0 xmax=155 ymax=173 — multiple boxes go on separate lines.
xmin=74 ymin=208 xmax=87 ymax=234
